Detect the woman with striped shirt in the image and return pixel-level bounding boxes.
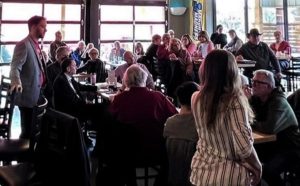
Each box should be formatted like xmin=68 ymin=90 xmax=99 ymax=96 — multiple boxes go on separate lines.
xmin=190 ymin=50 xmax=262 ymax=186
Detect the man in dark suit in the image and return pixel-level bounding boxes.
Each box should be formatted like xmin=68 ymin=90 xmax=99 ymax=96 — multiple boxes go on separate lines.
xmin=10 ymin=15 xmax=47 ymax=139
xmin=53 ymin=57 xmax=107 ymax=124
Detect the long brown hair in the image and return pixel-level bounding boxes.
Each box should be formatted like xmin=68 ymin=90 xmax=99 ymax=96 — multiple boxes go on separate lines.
xmin=197 ymin=50 xmax=253 ymax=130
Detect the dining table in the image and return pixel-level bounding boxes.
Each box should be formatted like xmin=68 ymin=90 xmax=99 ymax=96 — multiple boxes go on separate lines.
xmin=237 ymin=59 xmax=256 ymax=68
xmin=96 ymin=82 xmax=123 ymax=102
xmin=252 ymin=130 xmax=276 ymax=144
xmin=73 ymin=73 xmax=90 ymax=82
xmin=105 ymin=60 xmax=126 ymax=69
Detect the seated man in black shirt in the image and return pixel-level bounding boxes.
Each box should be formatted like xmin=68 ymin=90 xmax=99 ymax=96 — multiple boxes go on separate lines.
xmin=236 ymin=28 xmax=282 ymax=80
xmin=210 ymin=24 xmax=227 ymax=48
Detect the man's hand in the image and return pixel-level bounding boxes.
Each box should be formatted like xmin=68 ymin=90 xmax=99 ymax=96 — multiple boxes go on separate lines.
xmin=243 ymin=85 xmax=252 ymax=99
xmin=10 ymin=83 xmax=23 ymax=93
xmin=236 ymin=55 xmax=244 ymax=61
xmin=169 ymin=53 xmax=177 ymax=61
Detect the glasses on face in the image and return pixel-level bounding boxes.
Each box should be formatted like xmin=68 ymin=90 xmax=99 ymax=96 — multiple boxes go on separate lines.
xmin=251 ymin=79 xmax=269 ymax=86
xmin=90 ymin=52 xmax=98 ymax=55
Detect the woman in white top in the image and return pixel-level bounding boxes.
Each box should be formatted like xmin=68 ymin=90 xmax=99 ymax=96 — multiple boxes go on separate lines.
xmin=190 ymin=50 xmax=262 ymax=186
xmin=194 ymin=31 xmax=214 ymax=59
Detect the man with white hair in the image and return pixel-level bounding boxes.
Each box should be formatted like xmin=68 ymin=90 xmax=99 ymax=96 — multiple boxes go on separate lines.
xmin=105 ymin=65 xmax=177 ymax=185
xmin=249 ymin=69 xmax=300 ymax=186
xmin=110 ymin=64 xmax=177 ymax=125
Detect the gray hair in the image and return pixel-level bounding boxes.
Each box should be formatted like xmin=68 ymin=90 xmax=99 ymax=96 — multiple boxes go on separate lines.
xmin=55 ymin=46 xmax=69 ymax=61
xmin=124 ymin=64 xmax=148 ymax=88
xmin=253 ymin=69 xmax=276 ymax=88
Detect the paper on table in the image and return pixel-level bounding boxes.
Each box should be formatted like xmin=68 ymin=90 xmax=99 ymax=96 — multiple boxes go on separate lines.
xmin=107 ymin=70 xmax=117 ymax=85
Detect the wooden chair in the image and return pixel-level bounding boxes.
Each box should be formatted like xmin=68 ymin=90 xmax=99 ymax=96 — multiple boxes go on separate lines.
xmin=282 ymin=57 xmax=300 ymax=91
xmin=0 ymin=76 xmax=30 ymax=163
xmin=0 ymin=82 xmax=48 ymax=163
xmin=98 ymin=119 xmax=166 ymax=186
xmin=0 ymin=75 xmax=14 ymax=139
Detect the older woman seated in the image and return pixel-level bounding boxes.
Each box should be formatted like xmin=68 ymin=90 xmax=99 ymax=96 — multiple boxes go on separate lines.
xmin=168 ymin=38 xmax=194 ymax=99
xmin=110 ymin=64 xmax=178 ymax=125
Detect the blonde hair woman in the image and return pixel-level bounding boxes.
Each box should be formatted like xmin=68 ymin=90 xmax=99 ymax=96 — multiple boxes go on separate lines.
xmin=190 ymin=50 xmax=262 ymax=186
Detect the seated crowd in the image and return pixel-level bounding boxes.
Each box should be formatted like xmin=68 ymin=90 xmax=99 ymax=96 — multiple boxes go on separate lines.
xmin=8 ymin=18 xmax=300 ymax=186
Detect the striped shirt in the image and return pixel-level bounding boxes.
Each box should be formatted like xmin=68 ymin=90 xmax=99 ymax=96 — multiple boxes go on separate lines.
xmin=190 ymin=92 xmax=254 ymax=186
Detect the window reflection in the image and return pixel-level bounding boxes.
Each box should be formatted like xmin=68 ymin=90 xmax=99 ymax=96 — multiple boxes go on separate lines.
xmin=100 ymin=5 xmax=133 ymax=21
xmin=0 ymin=45 xmax=13 ymax=63
xmin=44 ymin=4 xmax=81 ymax=21
xmin=99 ymin=4 xmax=166 ymax=60
xmin=135 ymin=25 xmax=165 ymax=40
xmin=1 ymin=24 xmax=28 ymax=42
xmin=2 ymin=3 xmax=42 ymax=20
xmin=101 ymin=24 xmax=133 ymax=40
xmin=100 ymin=42 xmax=133 ymax=61
xmin=248 ymin=0 xmax=284 ymax=45
xmin=288 ymin=7 xmax=300 ymax=54
xmin=216 ymin=0 xmax=245 ymax=41
xmin=0 ymin=2 xmax=83 ymax=65
xmin=135 ymin=6 xmax=165 ymax=21
xmin=44 ymin=24 xmax=81 ymax=41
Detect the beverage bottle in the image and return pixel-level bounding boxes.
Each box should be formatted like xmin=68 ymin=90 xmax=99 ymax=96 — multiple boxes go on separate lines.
xmin=90 ymin=73 xmax=96 ymax=85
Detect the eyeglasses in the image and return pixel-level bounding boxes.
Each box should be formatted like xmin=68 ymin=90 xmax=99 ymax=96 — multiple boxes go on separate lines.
xmin=251 ymin=79 xmax=269 ymax=86
xmin=90 ymin=53 xmax=98 ymax=55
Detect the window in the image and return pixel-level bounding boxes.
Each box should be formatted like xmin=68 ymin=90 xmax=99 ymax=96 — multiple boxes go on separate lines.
xmin=248 ymin=0 xmax=284 ymax=46
xmin=287 ymin=6 xmax=300 ymax=54
xmin=0 ymin=2 xmax=84 ymax=63
xmin=216 ymin=0 xmax=246 ymax=41
xmin=215 ymin=0 xmax=300 ymax=55
xmin=99 ymin=2 xmax=167 ymax=61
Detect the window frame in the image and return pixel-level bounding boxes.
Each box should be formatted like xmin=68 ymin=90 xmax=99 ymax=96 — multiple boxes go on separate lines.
xmin=98 ymin=1 xmax=168 ymax=52
xmin=0 ymin=0 xmax=85 ymax=51
xmin=213 ymin=0 xmax=290 ymax=45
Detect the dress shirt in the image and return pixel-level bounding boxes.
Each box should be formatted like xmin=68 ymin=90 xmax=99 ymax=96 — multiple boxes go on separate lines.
xmin=31 ymin=37 xmax=46 ymax=86
xmin=64 ymin=73 xmax=80 ymax=98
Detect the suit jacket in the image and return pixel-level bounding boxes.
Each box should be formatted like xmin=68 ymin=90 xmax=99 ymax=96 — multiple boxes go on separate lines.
xmin=10 ymin=35 xmax=46 ymax=108
xmin=53 ymin=73 xmax=97 ymax=115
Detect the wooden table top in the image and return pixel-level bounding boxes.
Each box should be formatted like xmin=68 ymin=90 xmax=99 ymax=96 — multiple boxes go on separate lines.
xmin=237 ymin=63 xmax=256 ymax=68
xmin=252 ymin=130 xmax=276 ymax=144
xmin=237 ymin=59 xmax=256 ymax=68
xmin=105 ymin=61 xmax=126 ymax=68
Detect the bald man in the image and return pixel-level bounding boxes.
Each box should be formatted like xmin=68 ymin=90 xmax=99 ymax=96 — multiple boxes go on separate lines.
xmin=115 ymin=51 xmax=154 ymax=90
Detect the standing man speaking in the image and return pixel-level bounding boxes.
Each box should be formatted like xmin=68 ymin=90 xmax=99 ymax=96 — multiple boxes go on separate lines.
xmin=10 ymin=15 xmax=47 ymax=139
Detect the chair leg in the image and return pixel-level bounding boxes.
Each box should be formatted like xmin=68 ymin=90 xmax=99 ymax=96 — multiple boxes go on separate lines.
xmin=145 ymin=167 xmax=148 ymax=186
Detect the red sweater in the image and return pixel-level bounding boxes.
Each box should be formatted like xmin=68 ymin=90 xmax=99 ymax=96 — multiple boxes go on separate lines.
xmin=109 ymin=87 xmax=178 ymax=125
xmin=270 ymin=41 xmax=291 ymax=54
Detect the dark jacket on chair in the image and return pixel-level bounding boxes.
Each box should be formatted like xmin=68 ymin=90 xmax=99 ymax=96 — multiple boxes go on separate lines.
xmin=36 ymin=108 xmax=90 ymax=186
